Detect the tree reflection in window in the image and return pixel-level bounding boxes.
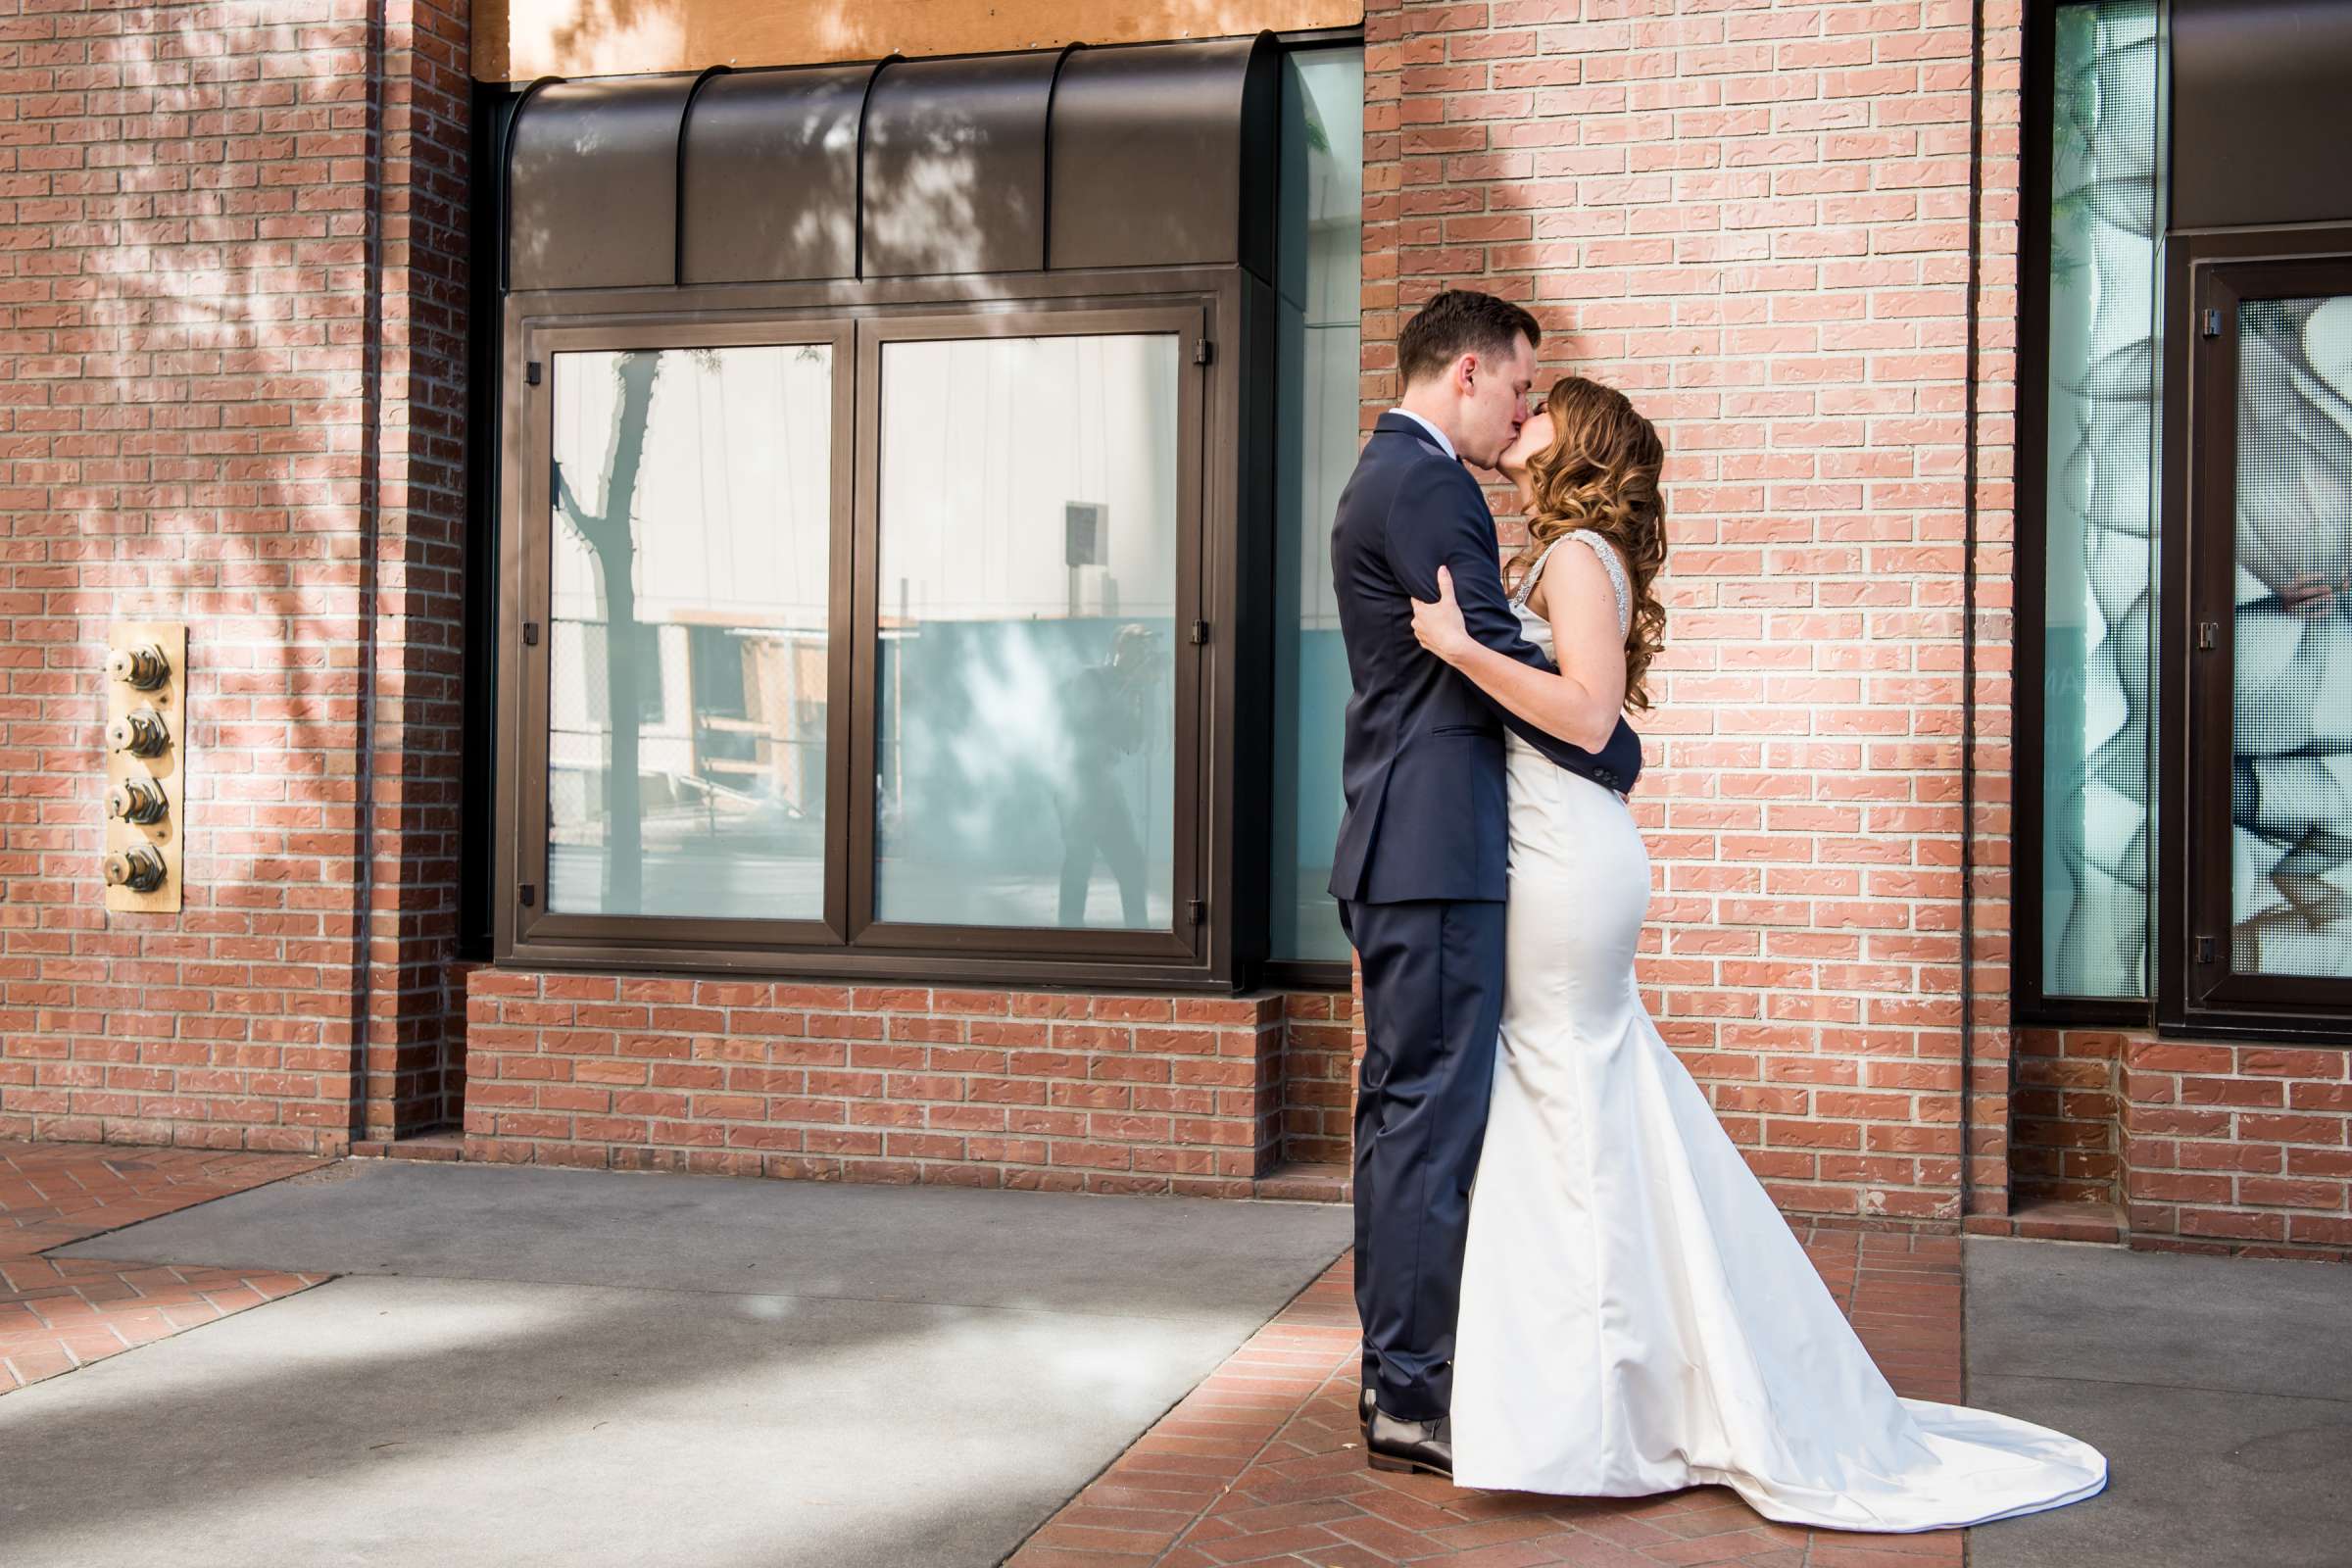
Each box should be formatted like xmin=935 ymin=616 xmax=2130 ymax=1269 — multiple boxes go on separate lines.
xmin=546 ymin=345 xmax=832 ymax=919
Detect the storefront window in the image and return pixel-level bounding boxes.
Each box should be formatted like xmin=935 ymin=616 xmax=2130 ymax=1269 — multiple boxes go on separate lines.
xmin=491 ymin=35 xmax=1364 ymax=986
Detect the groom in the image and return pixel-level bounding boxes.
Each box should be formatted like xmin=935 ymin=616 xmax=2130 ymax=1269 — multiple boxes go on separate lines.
xmin=1330 ymin=289 xmax=1644 ymax=1477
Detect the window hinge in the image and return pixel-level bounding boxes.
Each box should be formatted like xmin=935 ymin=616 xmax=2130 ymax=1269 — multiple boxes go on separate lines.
xmin=2201 ymin=309 xmax=2223 ymax=339
xmin=1194 ymin=337 xmax=1213 ymax=366
xmin=1188 ymin=898 xmax=1206 ymax=926
xmin=2196 ymin=619 xmax=2218 ymax=652
xmin=522 ymin=620 xmax=541 ymax=647
xmin=520 ymin=884 xmax=538 ymax=907
xmin=1189 ymin=619 xmax=1209 ymax=646
xmin=2195 ymin=935 xmax=2216 ymax=964
xmin=526 ymin=359 xmax=543 ymax=385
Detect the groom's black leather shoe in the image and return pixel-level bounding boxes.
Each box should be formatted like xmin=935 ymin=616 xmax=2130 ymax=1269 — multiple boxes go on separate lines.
xmin=1358 ymin=1384 xmax=1376 ymax=1437
xmin=1365 ymin=1407 xmax=1453 ymax=1480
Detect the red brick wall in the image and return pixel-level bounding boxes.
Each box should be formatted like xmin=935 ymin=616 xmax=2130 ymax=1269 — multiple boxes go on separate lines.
xmin=2012 ymin=1026 xmax=2122 ymax=1205
xmin=5 ymin=0 xmax=2340 ymax=1264
xmin=2120 ymin=1033 xmax=2352 ymax=1260
xmin=463 ymin=971 xmax=1288 ymax=1194
xmin=1280 ymin=990 xmax=1357 ymax=1164
xmin=0 ymin=0 xmax=470 ymax=1152
xmin=1358 ymin=0 xmax=2023 ymax=1225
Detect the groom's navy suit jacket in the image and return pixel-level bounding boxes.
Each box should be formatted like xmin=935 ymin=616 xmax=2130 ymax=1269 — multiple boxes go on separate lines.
xmin=1328 ymin=412 xmax=1643 ymax=905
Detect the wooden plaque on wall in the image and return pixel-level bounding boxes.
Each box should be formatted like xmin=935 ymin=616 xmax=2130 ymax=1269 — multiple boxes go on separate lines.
xmin=474 ymin=0 xmax=1363 ymax=82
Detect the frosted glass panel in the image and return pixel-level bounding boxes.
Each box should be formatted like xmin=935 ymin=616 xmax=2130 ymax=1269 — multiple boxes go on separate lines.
xmin=546 ymin=345 xmax=832 ymax=919
xmin=2229 ymin=296 xmax=2352 ymax=977
xmin=2040 ymin=2 xmax=2158 ymax=998
xmin=874 ymin=333 xmax=1180 ymax=930
xmin=1271 ymin=45 xmax=1364 ymax=962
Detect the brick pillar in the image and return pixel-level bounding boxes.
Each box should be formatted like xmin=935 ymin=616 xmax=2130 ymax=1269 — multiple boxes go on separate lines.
xmin=0 ymin=0 xmax=470 ymax=1153
xmin=359 ymin=0 xmax=472 ymax=1139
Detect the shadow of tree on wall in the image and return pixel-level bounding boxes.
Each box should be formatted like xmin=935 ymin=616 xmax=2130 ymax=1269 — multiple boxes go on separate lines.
xmin=0 ymin=0 xmax=473 ymax=1149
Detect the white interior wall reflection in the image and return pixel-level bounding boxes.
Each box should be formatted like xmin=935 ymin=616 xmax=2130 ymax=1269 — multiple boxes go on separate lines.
xmin=2230 ymin=297 xmax=2352 ymax=978
xmin=546 ymin=345 xmax=834 ymax=918
xmin=2040 ymin=1 xmax=2158 ymax=998
xmin=1270 ymin=45 xmax=1364 ymax=963
xmin=873 ymin=332 xmax=1180 ymax=930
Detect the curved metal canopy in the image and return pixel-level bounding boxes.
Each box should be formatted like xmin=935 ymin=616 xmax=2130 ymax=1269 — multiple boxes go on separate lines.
xmin=505 ymin=34 xmax=1281 ymax=292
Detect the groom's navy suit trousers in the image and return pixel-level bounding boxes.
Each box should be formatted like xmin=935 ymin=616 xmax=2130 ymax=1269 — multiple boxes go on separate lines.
xmin=1328 ymin=412 xmax=1643 ymax=1424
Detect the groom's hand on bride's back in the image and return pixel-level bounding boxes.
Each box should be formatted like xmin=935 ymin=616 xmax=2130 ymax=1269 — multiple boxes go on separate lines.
xmin=1409 ymin=565 xmax=1476 ymax=664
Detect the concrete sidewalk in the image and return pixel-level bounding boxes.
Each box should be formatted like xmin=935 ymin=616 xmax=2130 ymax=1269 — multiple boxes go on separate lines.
xmin=1966 ymin=1236 xmax=2352 ymax=1568
xmin=5 ymin=1145 xmax=2347 ymax=1567
xmin=1 ymin=1158 xmax=1351 ymax=1568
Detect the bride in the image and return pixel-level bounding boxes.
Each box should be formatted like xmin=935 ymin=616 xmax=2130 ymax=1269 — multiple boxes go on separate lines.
xmin=1404 ymin=374 xmax=2107 ymax=1532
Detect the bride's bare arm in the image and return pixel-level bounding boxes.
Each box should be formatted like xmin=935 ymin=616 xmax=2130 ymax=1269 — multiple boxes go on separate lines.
xmin=1409 ymin=545 xmax=1628 ymax=753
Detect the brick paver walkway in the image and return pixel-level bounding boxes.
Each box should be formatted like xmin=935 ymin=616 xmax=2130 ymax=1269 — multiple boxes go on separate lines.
xmin=0 ymin=1141 xmax=333 ymax=1393
xmin=1011 ymin=1228 xmax=1968 ymax=1568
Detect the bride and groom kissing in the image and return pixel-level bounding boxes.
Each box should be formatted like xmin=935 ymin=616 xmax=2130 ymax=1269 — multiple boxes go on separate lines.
xmin=1327 ymin=288 xmax=2106 ymax=1530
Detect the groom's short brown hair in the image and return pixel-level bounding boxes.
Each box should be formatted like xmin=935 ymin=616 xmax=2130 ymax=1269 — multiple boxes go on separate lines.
xmin=1396 ymin=289 xmax=1543 ymax=389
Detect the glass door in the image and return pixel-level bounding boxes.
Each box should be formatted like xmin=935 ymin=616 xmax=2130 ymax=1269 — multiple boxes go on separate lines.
xmin=2186 ymin=258 xmax=2352 ymax=1013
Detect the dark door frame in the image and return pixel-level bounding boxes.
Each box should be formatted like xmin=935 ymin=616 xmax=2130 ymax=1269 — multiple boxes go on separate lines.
xmin=2158 ymin=224 xmax=2352 ymax=1039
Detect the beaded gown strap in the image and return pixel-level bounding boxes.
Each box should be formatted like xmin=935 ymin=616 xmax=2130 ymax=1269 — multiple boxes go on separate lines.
xmin=1513 ymin=530 xmax=1633 ymax=638
xmin=1566 ymin=529 xmax=1633 ymax=638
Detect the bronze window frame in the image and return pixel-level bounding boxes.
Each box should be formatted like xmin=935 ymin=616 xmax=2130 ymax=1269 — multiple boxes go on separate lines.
xmin=2159 ymin=234 xmax=2352 ymax=1038
xmin=506 ymin=316 xmax=858 ymax=954
xmin=492 ymin=270 xmax=1251 ymax=989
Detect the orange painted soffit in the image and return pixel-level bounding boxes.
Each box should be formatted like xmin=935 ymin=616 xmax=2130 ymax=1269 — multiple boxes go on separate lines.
xmin=474 ymin=0 xmax=1364 ymax=82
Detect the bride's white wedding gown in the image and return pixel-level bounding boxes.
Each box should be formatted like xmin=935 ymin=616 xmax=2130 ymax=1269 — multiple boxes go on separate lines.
xmin=1447 ymin=531 xmax=2107 ymax=1530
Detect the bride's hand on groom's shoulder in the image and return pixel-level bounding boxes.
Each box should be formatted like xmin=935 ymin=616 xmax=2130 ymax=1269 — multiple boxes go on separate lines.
xmin=1411 ymin=565 xmax=1473 ymax=665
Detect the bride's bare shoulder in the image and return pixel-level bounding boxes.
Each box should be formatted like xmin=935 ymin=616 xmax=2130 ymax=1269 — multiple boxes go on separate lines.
xmin=1525 ymin=532 xmax=1619 ymax=619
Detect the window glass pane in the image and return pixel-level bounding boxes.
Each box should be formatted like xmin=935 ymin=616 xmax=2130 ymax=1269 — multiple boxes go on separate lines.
xmin=874 ymin=333 xmax=1181 ymax=930
xmin=547 ymin=345 xmax=832 ymax=919
xmin=2230 ymin=295 xmax=2352 ymax=978
xmin=2040 ymin=2 xmax=2158 ymax=998
xmin=1271 ymin=45 xmax=1364 ymax=963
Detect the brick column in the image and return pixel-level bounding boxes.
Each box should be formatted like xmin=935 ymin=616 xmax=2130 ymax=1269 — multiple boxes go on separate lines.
xmin=0 ymin=0 xmax=470 ymax=1153
xmin=358 ymin=0 xmax=472 ymax=1139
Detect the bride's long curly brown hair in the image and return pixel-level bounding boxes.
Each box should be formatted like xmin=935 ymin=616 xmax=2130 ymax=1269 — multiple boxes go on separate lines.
xmin=1503 ymin=375 xmax=1669 ymax=712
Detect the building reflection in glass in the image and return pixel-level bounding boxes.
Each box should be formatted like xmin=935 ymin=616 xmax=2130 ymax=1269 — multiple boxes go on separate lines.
xmin=874 ymin=333 xmax=1180 ymax=931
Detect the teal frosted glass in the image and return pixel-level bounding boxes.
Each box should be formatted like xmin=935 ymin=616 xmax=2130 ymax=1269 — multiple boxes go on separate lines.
xmin=2040 ymin=3 xmax=2158 ymax=998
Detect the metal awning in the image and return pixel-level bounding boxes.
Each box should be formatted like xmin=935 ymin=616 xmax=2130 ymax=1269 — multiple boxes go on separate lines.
xmin=504 ymin=35 xmax=1280 ymax=292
